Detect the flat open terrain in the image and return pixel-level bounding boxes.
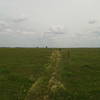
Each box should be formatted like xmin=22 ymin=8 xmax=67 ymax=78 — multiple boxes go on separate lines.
xmin=0 ymin=48 xmax=100 ymax=100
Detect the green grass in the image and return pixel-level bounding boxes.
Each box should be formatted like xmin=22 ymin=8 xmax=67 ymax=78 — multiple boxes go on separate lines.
xmin=0 ymin=48 xmax=100 ymax=100
xmin=0 ymin=48 xmax=52 ymax=100
xmin=59 ymin=48 xmax=100 ymax=100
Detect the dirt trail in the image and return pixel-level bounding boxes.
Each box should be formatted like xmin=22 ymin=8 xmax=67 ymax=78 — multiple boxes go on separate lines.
xmin=25 ymin=49 xmax=66 ymax=100
xmin=47 ymin=49 xmax=62 ymax=77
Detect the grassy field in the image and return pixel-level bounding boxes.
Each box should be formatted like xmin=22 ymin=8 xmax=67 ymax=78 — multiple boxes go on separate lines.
xmin=0 ymin=48 xmax=100 ymax=100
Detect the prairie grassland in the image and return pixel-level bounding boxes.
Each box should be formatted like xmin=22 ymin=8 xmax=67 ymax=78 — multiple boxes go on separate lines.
xmin=0 ymin=48 xmax=100 ymax=100
xmin=0 ymin=48 xmax=52 ymax=100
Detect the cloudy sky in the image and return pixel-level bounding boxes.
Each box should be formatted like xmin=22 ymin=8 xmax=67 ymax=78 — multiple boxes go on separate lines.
xmin=0 ymin=0 xmax=100 ymax=47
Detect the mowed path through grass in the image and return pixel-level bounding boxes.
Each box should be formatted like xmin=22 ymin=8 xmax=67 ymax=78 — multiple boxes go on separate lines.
xmin=25 ymin=49 xmax=66 ymax=100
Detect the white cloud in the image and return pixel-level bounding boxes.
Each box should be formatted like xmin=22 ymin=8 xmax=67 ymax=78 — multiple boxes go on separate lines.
xmin=88 ymin=19 xmax=97 ymax=24
xmin=0 ymin=16 xmax=35 ymax=35
xmin=47 ymin=25 xmax=65 ymax=34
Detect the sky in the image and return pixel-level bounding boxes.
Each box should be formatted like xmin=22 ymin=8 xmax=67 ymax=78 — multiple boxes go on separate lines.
xmin=0 ymin=0 xmax=100 ymax=47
